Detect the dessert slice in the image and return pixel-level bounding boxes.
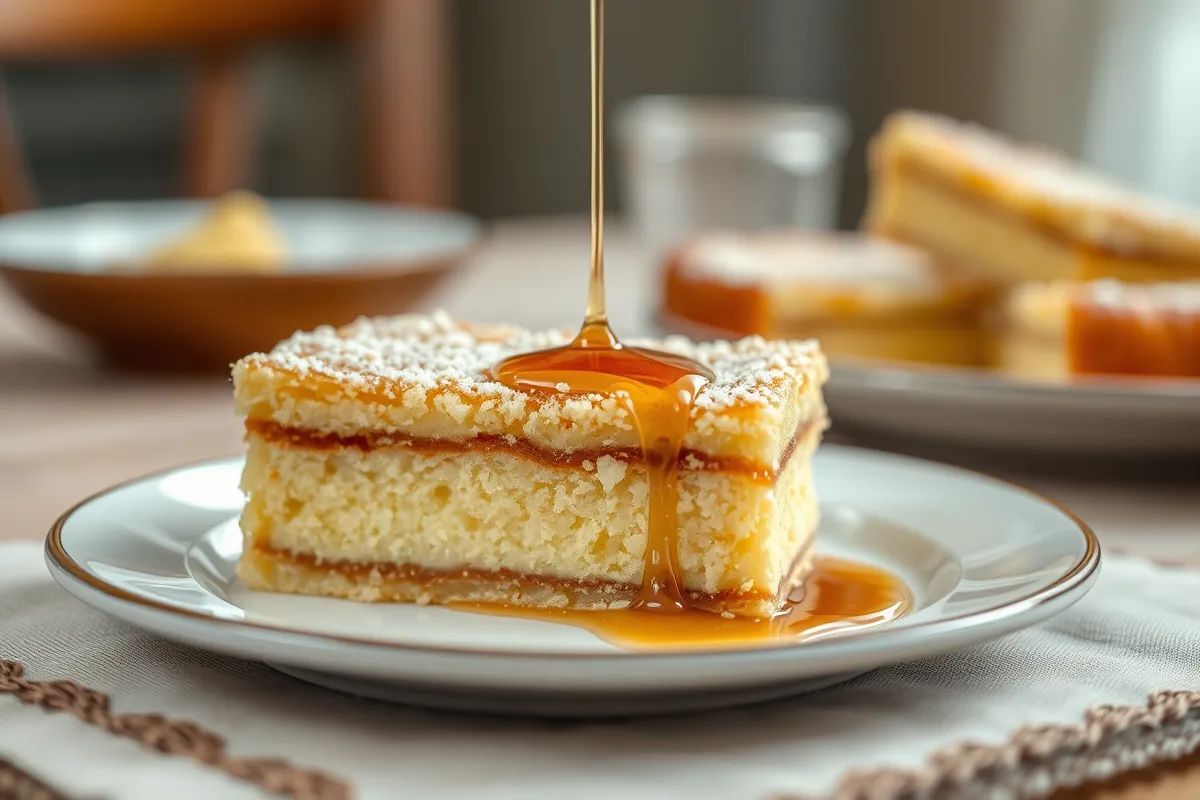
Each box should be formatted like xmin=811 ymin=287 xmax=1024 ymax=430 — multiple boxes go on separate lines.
xmin=663 ymin=230 xmax=990 ymax=366
xmin=865 ymin=111 xmax=1200 ymax=285
xmin=231 ymin=312 xmax=828 ymax=618
xmin=992 ymin=280 xmax=1200 ymax=381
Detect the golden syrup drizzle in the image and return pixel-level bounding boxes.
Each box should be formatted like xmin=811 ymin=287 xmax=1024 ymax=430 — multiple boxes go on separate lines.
xmin=492 ymin=0 xmax=713 ymax=614
xmin=583 ymin=0 xmax=607 ymax=331
xmin=458 ymin=557 xmax=911 ymax=651
xmin=489 ymin=0 xmax=909 ymax=645
xmin=494 ymin=337 xmax=712 ymax=612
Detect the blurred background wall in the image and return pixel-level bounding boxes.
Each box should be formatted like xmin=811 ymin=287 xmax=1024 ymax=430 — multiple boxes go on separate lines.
xmin=2 ymin=0 xmax=1196 ymax=223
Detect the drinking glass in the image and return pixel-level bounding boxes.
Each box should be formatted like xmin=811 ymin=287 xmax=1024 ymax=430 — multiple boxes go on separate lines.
xmin=615 ymin=96 xmax=850 ymax=257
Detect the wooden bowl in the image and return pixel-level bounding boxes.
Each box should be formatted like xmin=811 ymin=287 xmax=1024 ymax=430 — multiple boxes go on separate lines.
xmin=0 ymin=199 xmax=483 ymax=372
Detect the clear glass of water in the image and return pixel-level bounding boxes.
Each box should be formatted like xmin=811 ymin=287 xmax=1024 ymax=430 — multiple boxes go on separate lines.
xmin=615 ymin=96 xmax=850 ymax=257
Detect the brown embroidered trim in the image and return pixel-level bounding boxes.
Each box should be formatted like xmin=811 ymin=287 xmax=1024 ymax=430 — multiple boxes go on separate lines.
xmin=808 ymin=690 xmax=1200 ymax=800
xmin=0 ymin=660 xmax=351 ymax=800
xmin=775 ymin=542 xmax=1200 ymax=800
xmin=0 ymin=757 xmax=75 ymax=800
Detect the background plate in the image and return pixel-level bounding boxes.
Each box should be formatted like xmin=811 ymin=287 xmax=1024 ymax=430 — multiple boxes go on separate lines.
xmin=826 ymin=361 xmax=1200 ymax=459
xmin=657 ymin=309 xmax=1200 ymax=460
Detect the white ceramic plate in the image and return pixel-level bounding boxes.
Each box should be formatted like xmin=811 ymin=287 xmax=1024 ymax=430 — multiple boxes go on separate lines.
xmin=826 ymin=362 xmax=1200 ymax=459
xmin=45 ymin=446 xmax=1099 ymax=717
xmin=656 ymin=311 xmax=1200 ymax=459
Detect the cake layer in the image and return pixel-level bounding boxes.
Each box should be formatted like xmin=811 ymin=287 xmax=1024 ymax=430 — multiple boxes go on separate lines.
xmin=865 ymin=112 xmax=1200 ymax=283
xmin=245 ymin=418 xmax=801 ymax=484
xmin=791 ymin=320 xmax=982 ymax=367
xmin=662 ymin=231 xmax=987 ymax=366
xmin=240 ymin=541 xmax=817 ymax=619
xmin=869 ymin=169 xmax=1200 ymax=285
xmin=238 ymin=418 xmax=823 ymax=618
xmin=233 ymin=312 xmax=827 ymax=470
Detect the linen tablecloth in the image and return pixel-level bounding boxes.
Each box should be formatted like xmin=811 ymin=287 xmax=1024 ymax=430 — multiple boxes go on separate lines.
xmin=3 ymin=540 xmax=1199 ymax=800
xmin=3 ymin=218 xmax=1199 ymax=799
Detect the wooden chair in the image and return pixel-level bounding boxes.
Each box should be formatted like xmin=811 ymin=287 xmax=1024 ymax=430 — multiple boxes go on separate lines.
xmin=0 ymin=0 xmax=456 ymax=214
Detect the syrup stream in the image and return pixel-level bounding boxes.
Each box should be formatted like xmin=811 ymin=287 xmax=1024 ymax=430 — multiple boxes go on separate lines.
xmin=492 ymin=0 xmax=712 ymax=614
xmin=583 ymin=0 xmax=607 ymax=333
xmin=482 ymin=0 xmax=911 ymax=646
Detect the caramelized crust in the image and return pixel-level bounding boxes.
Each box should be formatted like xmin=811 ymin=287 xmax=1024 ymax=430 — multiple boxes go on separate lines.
xmin=233 ymin=312 xmax=828 ymax=468
xmin=994 ymin=280 xmax=1200 ymax=379
xmin=1068 ymin=283 xmax=1200 ymax=377
xmin=663 ymin=250 xmax=772 ymax=336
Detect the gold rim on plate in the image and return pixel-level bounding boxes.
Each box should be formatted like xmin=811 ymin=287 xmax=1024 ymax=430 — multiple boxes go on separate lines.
xmin=44 ymin=448 xmax=1102 ymax=661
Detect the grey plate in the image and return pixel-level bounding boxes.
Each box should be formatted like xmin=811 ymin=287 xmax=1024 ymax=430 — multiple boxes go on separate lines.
xmin=826 ymin=362 xmax=1200 ymax=458
xmin=657 ymin=309 xmax=1200 ymax=459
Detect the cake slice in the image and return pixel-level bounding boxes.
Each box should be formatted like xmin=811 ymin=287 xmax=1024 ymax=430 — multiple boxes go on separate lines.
xmin=865 ymin=111 xmax=1200 ymax=285
xmin=231 ymin=312 xmax=828 ymax=619
xmin=992 ymin=280 xmax=1200 ymax=381
xmin=662 ymin=230 xmax=990 ymax=366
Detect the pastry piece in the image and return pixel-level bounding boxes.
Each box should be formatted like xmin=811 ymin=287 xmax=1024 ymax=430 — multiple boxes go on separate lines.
xmin=663 ymin=230 xmax=989 ymax=366
xmin=865 ymin=111 xmax=1200 ymax=285
xmin=232 ymin=312 xmax=829 ymax=619
xmin=141 ymin=191 xmax=286 ymax=272
xmin=992 ymin=280 xmax=1200 ymax=380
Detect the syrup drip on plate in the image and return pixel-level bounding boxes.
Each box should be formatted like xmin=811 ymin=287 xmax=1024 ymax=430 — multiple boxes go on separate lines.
xmin=461 ymin=556 xmax=910 ymax=651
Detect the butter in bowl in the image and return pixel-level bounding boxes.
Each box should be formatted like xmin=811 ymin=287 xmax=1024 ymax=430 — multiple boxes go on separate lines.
xmin=0 ymin=194 xmax=484 ymax=372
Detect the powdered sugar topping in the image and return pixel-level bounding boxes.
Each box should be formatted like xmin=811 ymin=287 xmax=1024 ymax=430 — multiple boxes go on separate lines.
xmin=680 ymin=230 xmax=941 ymax=291
xmin=1083 ymin=280 xmax=1200 ymax=316
xmin=241 ymin=311 xmax=825 ymax=414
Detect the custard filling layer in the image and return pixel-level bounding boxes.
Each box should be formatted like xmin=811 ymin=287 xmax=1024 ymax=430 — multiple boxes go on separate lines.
xmin=239 ymin=421 xmax=823 ymax=606
xmin=244 ymin=418 xmax=816 ymax=485
xmin=242 ymin=539 xmax=817 ymax=614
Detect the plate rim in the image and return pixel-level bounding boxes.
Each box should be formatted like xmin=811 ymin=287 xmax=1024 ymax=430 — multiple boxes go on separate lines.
xmin=44 ymin=446 xmax=1102 ymax=662
xmin=656 ymin=308 xmax=1200 ymax=403
xmin=0 ymin=197 xmax=489 ymax=279
xmin=828 ymin=360 xmax=1200 ymax=405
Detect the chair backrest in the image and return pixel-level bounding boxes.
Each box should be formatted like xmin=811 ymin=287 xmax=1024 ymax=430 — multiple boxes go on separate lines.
xmin=0 ymin=0 xmax=457 ymax=212
xmin=0 ymin=0 xmax=354 ymax=57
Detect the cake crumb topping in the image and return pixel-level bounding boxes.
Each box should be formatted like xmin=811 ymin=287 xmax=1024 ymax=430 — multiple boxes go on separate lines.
xmin=233 ymin=312 xmax=828 ymax=464
xmin=239 ymin=310 xmax=824 ymax=414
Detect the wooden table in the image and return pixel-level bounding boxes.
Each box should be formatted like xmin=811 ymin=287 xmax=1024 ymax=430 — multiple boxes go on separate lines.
xmin=0 ymin=217 xmax=1196 ymax=798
